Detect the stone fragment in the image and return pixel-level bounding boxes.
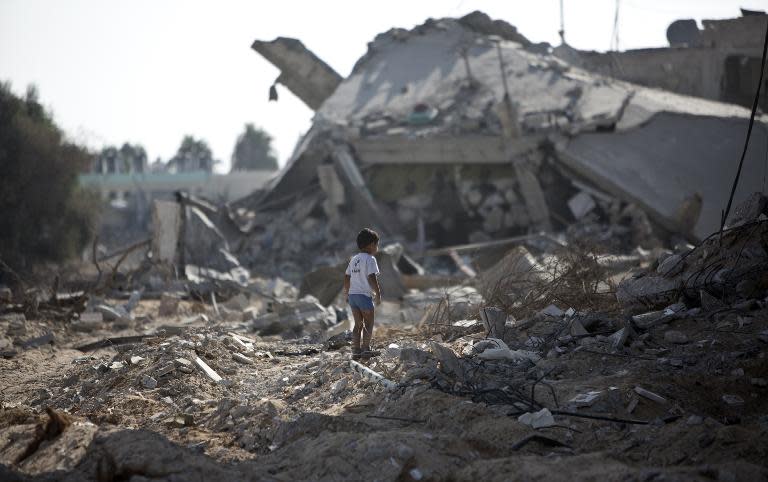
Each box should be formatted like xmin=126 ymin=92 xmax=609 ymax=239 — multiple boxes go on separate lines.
xmin=634 ymin=386 xmax=667 ymax=404
xmin=722 ymin=394 xmax=744 ymax=406
xmin=569 ymin=319 xmax=589 ymax=337
xmin=616 ymin=275 xmax=680 ymax=309
xmin=664 ymin=330 xmax=689 ymax=344
xmin=109 ymin=361 xmax=124 ymax=370
xmin=686 ymin=415 xmax=703 ymax=425
xmin=142 ymin=375 xmax=158 ymax=389
xmin=156 ymin=363 xmax=176 ymax=377
xmin=656 ymin=254 xmax=684 ymax=277
xmin=568 ymin=391 xmax=602 ymax=407
xmin=174 ymin=358 xmax=192 ymax=367
xmin=232 ymin=352 xmax=253 ymax=365
xmin=22 ymin=332 xmax=54 ymax=348
xmin=517 ymin=408 xmax=555 ymax=428
xmin=130 ymin=356 xmax=145 ymax=365
xmin=631 ymin=310 xmax=667 ymax=329
xmin=331 ymin=377 xmax=348 ymax=395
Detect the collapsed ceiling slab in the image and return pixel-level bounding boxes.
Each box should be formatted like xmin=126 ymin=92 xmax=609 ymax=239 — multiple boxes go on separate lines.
xmin=557 ymin=111 xmax=768 ymax=240
xmin=252 ymin=37 xmax=342 ymax=110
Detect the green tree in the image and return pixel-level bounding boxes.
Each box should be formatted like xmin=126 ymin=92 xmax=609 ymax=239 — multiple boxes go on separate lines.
xmin=230 ymin=123 xmax=278 ymax=172
xmin=168 ymin=135 xmax=217 ymax=173
xmin=93 ymin=143 xmax=147 ymax=173
xmin=0 ymin=82 xmax=98 ymax=270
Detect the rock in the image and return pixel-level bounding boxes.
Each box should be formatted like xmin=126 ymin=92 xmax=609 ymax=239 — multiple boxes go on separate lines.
xmin=175 ymin=358 xmax=192 ymax=367
xmin=617 ymin=275 xmax=681 ymax=309
xmin=156 ymin=363 xmax=176 ymax=377
xmin=109 ymin=361 xmax=124 ymax=370
xmin=158 ymin=294 xmax=180 ymax=317
xmin=657 ymin=254 xmax=684 ymax=277
xmin=95 ymin=304 xmax=130 ymax=322
xmin=517 ymin=408 xmax=555 ymax=428
xmin=142 ymin=375 xmax=158 ymax=389
xmin=722 ymin=394 xmax=744 ymax=406
xmin=568 ymin=391 xmax=602 ymax=408
xmin=569 ymin=319 xmax=589 ymax=337
xmin=130 ymin=356 xmax=145 ymax=365
xmin=664 ymin=330 xmax=689 ymax=344
xmin=409 ymin=468 xmax=424 ymax=481
xmin=686 ymin=415 xmax=704 ymax=425
xmin=634 ymin=386 xmax=668 ymax=404
xmin=399 ymin=348 xmax=431 ymax=365
xmin=330 ymin=377 xmax=348 ymax=395
xmin=631 ymin=310 xmax=667 ymax=329
xmin=539 ymin=304 xmax=564 ymax=318
xmin=609 ymin=328 xmax=629 ymax=352
xmin=232 ymin=352 xmax=253 ymax=365
xmin=479 ymin=307 xmax=507 ymax=338
xmin=22 ymin=332 xmax=54 ymax=349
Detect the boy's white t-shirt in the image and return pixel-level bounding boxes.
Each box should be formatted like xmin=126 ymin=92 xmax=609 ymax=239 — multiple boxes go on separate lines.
xmin=345 ymin=253 xmax=380 ymax=297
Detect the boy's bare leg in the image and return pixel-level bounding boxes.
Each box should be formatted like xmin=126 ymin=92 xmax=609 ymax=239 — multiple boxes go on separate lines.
xmin=351 ymin=308 xmax=363 ymax=357
xmin=360 ymin=309 xmax=375 ymax=352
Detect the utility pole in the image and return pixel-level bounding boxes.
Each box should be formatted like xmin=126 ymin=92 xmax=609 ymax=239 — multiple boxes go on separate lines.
xmin=558 ymin=0 xmax=565 ymax=45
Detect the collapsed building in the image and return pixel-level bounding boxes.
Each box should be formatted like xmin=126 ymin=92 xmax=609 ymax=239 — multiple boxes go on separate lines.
xmin=245 ymin=10 xmax=768 ymax=273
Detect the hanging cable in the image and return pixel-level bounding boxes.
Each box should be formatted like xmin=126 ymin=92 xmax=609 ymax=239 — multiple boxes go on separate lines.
xmin=610 ymin=0 xmax=621 ymax=51
xmin=720 ymin=18 xmax=768 ymax=231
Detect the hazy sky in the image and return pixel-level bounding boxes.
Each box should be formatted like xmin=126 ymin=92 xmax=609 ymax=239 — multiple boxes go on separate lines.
xmin=1 ymin=0 xmax=765 ymax=171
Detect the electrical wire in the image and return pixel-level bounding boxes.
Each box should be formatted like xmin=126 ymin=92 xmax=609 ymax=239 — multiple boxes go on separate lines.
xmin=720 ymin=18 xmax=768 ymax=231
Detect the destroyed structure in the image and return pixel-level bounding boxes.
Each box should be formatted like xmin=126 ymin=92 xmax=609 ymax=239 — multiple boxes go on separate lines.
xmin=559 ymin=10 xmax=768 ymax=110
xmin=2 ymin=10 xmax=768 ymax=481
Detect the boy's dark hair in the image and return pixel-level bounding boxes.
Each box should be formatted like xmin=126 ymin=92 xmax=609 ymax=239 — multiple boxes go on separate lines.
xmin=356 ymin=228 xmax=380 ymax=250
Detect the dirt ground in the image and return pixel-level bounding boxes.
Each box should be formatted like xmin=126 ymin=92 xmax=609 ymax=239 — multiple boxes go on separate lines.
xmin=1 ymin=293 xmax=767 ymax=481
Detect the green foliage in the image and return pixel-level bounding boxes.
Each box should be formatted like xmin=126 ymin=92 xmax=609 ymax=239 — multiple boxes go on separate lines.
xmin=168 ymin=135 xmax=217 ymax=173
xmin=0 ymin=82 xmax=98 ymax=270
xmin=231 ymin=123 xmax=278 ymax=172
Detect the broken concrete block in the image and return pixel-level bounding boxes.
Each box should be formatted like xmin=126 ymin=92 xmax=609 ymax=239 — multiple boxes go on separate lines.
xmin=609 ymin=328 xmax=629 ymax=352
xmin=517 ymin=408 xmax=555 ymax=428
xmin=656 ymin=254 xmax=684 ymax=277
xmin=616 ymin=275 xmax=681 ymax=310
xmin=634 ymin=386 xmax=667 ymax=404
xmin=158 ymin=294 xmax=180 ymax=317
xmin=130 ymin=356 xmax=145 ymax=365
xmin=142 ymin=375 xmax=158 ymax=389
xmin=109 ymin=361 xmax=124 ymax=370
xmin=156 ymin=363 xmax=176 ymax=377
xmin=569 ymin=319 xmax=589 ymax=337
xmin=195 ymin=357 xmax=223 ymax=383
xmin=567 ymin=191 xmax=596 ymax=219
xmin=664 ymin=330 xmax=689 ymax=344
xmin=631 ymin=310 xmax=667 ymax=329
xmin=331 ymin=377 xmax=348 ymax=395
xmin=479 ymin=307 xmax=507 ymax=338
xmin=348 ymin=360 xmax=395 ymax=389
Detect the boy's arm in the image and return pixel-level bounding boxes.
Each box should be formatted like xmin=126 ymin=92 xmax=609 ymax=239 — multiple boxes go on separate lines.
xmin=367 ymin=273 xmax=382 ymax=305
xmin=343 ymin=274 xmax=351 ymax=297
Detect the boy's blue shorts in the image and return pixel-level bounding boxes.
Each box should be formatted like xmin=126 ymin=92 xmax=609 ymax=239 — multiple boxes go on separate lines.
xmin=348 ymin=294 xmax=374 ymax=311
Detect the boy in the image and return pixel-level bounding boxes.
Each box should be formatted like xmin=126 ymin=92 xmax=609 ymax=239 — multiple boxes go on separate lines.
xmin=343 ymin=228 xmax=382 ymax=360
